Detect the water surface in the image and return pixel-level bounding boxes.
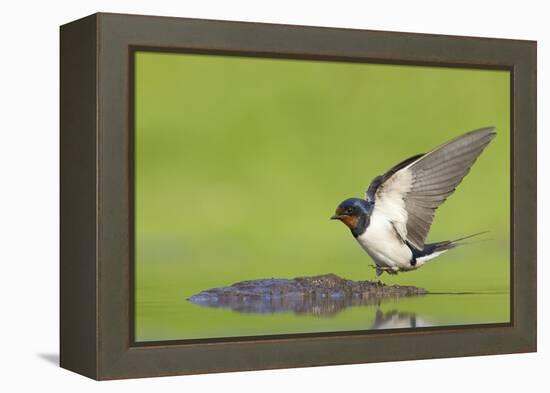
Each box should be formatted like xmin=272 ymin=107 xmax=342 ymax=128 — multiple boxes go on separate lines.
xmin=136 ymin=288 xmax=509 ymax=342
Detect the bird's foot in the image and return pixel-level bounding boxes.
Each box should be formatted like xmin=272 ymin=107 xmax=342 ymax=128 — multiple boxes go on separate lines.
xmin=370 ymin=266 xmax=398 ymax=276
xmin=371 ymin=266 xmax=399 ymax=276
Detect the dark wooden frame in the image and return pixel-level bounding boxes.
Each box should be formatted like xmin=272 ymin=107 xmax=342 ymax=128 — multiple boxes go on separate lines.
xmin=60 ymin=12 xmax=537 ymax=380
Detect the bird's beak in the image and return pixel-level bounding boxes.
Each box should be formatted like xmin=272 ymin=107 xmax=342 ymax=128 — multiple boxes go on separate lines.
xmin=330 ymin=214 xmax=342 ymax=220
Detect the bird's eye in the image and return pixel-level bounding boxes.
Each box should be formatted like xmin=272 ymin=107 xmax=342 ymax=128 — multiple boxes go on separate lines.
xmin=346 ymin=208 xmax=353 ymax=214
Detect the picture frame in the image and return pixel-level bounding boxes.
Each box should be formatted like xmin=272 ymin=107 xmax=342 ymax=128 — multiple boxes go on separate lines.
xmin=60 ymin=12 xmax=536 ymax=380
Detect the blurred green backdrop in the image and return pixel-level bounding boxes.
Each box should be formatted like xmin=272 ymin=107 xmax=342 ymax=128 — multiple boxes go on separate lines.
xmin=135 ymin=52 xmax=510 ymax=342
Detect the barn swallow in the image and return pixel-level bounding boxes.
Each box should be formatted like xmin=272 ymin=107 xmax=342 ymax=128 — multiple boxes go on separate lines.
xmin=331 ymin=127 xmax=496 ymax=276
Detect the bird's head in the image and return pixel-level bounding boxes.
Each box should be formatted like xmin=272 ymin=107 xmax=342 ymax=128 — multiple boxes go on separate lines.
xmin=330 ymin=198 xmax=372 ymax=233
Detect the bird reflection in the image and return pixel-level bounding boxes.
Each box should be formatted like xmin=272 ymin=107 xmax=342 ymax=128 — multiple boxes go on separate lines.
xmin=371 ymin=309 xmax=432 ymax=329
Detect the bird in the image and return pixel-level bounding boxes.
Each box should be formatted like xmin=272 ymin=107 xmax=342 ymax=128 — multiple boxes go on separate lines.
xmin=330 ymin=127 xmax=496 ymax=276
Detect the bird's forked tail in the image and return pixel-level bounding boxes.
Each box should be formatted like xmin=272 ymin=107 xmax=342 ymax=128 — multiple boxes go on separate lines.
xmin=411 ymin=231 xmax=490 ymax=264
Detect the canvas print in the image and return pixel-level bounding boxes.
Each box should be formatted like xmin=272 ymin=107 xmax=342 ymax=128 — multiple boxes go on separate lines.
xmin=133 ymin=51 xmax=510 ymax=342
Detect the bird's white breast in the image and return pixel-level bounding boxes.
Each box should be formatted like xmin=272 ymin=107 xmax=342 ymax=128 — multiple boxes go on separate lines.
xmin=356 ymin=210 xmax=413 ymax=270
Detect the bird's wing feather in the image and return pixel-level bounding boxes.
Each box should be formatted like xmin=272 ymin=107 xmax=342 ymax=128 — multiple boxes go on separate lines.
xmin=366 ymin=127 xmax=496 ymax=250
xmin=365 ymin=153 xmax=423 ymax=203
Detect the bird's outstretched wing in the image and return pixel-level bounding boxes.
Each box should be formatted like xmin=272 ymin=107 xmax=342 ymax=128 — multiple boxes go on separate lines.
xmin=365 ymin=127 xmax=496 ymax=250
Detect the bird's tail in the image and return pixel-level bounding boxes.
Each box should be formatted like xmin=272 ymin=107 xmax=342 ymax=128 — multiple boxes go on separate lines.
xmin=412 ymin=231 xmax=490 ymax=263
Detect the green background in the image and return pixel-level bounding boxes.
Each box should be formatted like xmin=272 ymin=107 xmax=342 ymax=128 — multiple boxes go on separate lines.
xmin=135 ymin=52 xmax=510 ymax=342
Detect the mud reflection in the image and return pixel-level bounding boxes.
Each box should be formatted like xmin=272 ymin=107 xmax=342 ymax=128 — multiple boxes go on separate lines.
xmin=190 ymin=291 xmax=393 ymax=316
